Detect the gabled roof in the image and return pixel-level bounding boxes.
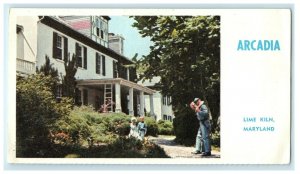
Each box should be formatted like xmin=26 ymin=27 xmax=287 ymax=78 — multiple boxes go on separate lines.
xmin=39 ymin=16 xmax=133 ymax=65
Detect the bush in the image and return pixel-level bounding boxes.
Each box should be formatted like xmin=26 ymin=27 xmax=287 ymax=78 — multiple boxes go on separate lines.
xmin=16 ymin=74 xmax=72 ymax=157
xmin=173 ymin=105 xmax=199 ymax=146
xmin=144 ymin=117 xmax=158 ymax=137
xmin=55 ymin=106 xmax=132 ymax=145
xmin=211 ymin=130 xmax=220 ymax=147
xmin=157 ymin=120 xmax=174 ymax=135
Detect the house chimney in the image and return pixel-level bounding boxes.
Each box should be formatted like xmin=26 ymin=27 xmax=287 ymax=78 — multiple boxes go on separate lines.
xmin=108 ymin=33 xmax=124 ymax=55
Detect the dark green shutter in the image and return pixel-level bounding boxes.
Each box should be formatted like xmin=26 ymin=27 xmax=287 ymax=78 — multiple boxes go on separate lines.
xmin=53 ymin=32 xmax=58 ymax=59
xmin=63 ymin=37 xmax=68 ymax=61
xmin=102 ymin=55 xmax=106 ymax=76
xmin=83 ymin=47 xmax=87 ymax=69
xmin=96 ymin=53 xmax=100 ymax=74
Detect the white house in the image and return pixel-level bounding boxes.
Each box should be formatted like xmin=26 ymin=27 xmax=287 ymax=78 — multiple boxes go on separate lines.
xmin=16 ymin=16 xmax=156 ymax=117
xmin=139 ymin=77 xmax=175 ymax=122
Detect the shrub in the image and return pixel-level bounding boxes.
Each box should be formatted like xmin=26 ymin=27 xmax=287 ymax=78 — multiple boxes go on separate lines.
xmin=157 ymin=120 xmax=174 ymax=135
xmin=144 ymin=117 xmax=158 ymax=137
xmin=55 ymin=106 xmax=132 ymax=145
xmin=173 ymin=105 xmax=199 ymax=146
xmin=211 ymin=130 xmax=220 ymax=147
xmin=16 ymin=74 xmax=72 ymax=157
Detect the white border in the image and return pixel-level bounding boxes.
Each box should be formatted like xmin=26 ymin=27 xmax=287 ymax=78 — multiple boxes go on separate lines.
xmin=1 ymin=0 xmax=298 ymax=172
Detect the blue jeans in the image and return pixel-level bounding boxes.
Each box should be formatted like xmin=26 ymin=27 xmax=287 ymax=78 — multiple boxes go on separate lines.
xmin=195 ymin=120 xmax=211 ymax=153
xmin=195 ymin=127 xmax=204 ymax=152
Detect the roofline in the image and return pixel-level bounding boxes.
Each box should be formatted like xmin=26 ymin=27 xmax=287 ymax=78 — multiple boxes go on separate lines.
xmin=76 ymin=78 xmax=156 ymax=94
xmin=39 ymin=16 xmax=133 ymax=64
xmin=103 ymin=16 xmax=111 ymax=20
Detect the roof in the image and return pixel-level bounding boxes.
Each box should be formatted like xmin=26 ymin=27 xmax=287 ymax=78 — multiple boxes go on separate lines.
xmin=39 ymin=16 xmax=133 ymax=65
xmin=16 ymin=24 xmax=23 ymax=33
xmin=103 ymin=16 xmax=111 ymax=21
xmin=76 ymin=78 xmax=156 ymax=95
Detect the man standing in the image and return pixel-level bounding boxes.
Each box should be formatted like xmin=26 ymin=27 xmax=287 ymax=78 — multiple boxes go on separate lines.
xmin=190 ymin=98 xmax=211 ymax=156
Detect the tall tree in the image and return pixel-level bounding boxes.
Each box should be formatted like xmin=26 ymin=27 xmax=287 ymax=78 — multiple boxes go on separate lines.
xmin=62 ymin=53 xmax=78 ymax=102
xmin=36 ymin=55 xmax=59 ymax=96
xmin=132 ymin=16 xmax=220 ymax=145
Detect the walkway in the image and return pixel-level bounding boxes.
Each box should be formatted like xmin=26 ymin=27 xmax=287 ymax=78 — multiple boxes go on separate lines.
xmin=149 ymin=135 xmax=220 ymax=158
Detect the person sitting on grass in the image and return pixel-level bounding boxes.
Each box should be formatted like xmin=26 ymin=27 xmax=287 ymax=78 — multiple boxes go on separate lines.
xmin=137 ymin=116 xmax=147 ymax=141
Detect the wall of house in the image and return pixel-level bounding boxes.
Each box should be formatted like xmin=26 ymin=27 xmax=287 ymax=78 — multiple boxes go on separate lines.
xmin=140 ymin=77 xmax=174 ymax=121
xmin=16 ymin=16 xmax=38 ymax=62
xmin=37 ymin=22 xmax=116 ymax=79
xmin=16 ymin=32 xmax=24 ymax=59
xmin=144 ymin=91 xmax=162 ymax=121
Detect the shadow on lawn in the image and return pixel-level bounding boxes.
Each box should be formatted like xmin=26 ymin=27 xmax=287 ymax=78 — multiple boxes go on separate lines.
xmin=24 ymin=137 xmax=170 ymax=158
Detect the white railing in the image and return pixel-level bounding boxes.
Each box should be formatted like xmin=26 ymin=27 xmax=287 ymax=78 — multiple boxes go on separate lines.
xmin=17 ymin=58 xmax=36 ymax=75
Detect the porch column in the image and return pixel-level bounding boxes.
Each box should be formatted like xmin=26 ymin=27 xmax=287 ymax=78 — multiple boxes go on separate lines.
xmin=127 ymin=68 xmax=130 ymax=80
xmin=80 ymin=87 xmax=84 ymax=106
xmin=115 ymin=82 xmax=121 ymax=113
xmin=139 ymin=91 xmax=145 ymax=116
xmin=129 ymin=87 xmax=134 ymax=115
xmin=150 ymin=94 xmax=155 ymax=117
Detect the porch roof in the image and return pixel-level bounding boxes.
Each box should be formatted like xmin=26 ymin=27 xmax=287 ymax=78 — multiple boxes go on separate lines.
xmin=76 ymin=78 xmax=156 ymax=95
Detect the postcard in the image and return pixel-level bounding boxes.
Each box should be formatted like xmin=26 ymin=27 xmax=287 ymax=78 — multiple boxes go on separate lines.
xmin=8 ymin=8 xmax=291 ymax=164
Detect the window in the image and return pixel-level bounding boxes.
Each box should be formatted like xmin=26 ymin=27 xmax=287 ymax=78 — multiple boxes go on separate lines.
xmin=168 ymin=116 xmax=173 ymax=122
xmin=96 ymin=28 xmax=100 ymax=37
xmin=113 ymin=61 xmax=118 ymax=78
xmin=100 ymin=30 xmax=104 ymax=39
xmin=53 ymin=32 xmax=68 ymax=60
xmin=102 ymin=55 xmax=106 ymax=76
xmin=95 ymin=53 xmax=101 ymax=74
xmin=163 ymin=96 xmax=172 ymax=106
xmin=163 ymin=115 xmax=168 ymax=120
xmin=167 ymin=96 xmax=172 ymax=105
xmin=55 ymin=84 xmax=62 ymax=102
xmin=57 ymin=35 xmax=62 ymax=49
xmin=76 ymin=43 xmax=87 ymax=69
xmin=163 ymin=96 xmax=168 ymax=105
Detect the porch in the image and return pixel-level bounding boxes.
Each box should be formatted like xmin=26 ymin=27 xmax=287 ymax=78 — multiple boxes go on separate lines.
xmin=16 ymin=58 xmax=36 ymax=76
xmin=76 ymin=78 xmax=156 ymax=117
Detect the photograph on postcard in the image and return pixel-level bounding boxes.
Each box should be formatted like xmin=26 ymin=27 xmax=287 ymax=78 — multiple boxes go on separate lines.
xmin=15 ymin=15 xmax=220 ymax=159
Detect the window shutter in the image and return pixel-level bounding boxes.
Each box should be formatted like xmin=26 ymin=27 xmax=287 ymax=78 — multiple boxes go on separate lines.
xmin=96 ymin=53 xmax=100 ymax=74
xmin=53 ymin=32 xmax=58 ymax=58
xmin=84 ymin=47 xmax=87 ymax=69
xmin=63 ymin=37 xmax=68 ymax=61
xmin=102 ymin=55 xmax=106 ymax=76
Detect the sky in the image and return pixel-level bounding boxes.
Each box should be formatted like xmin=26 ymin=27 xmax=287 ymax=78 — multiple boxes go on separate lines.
xmin=109 ymin=16 xmax=153 ymax=59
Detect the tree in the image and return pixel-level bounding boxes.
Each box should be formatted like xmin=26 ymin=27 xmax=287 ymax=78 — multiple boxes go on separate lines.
xmin=62 ymin=53 xmax=78 ymax=102
xmin=36 ymin=55 xmax=59 ymax=96
xmin=132 ymin=16 xmax=220 ymax=145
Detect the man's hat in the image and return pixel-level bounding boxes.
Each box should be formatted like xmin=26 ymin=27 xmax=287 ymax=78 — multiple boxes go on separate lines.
xmin=193 ymin=98 xmax=200 ymax=103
